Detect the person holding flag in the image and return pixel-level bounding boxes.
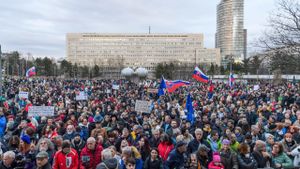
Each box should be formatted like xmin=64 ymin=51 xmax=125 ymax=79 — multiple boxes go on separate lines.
xmin=186 ymin=93 xmax=194 ymax=124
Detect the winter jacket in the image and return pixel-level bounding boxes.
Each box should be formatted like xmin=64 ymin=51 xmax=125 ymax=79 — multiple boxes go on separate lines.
xmin=71 ymin=139 xmax=86 ymax=156
xmin=165 ymin=149 xmax=186 ymax=169
xmin=63 ymin=132 xmax=76 ymax=141
xmin=237 ymin=153 xmax=257 ymax=169
xmin=80 ymin=144 xmax=103 ymax=169
xmin=291 ymin=145 xmax=300 ymax=167
xmin=53 ymin=148 xmax=79 ymax=169
xmin=119 ymin=158 xmax=143 ymax=169
xmin=282 ymin=140 xmax=298 ymax=155
xmin=35 ymin=162 xmax=52 ymax=169
xmin=208 ymin=161 xmax=225 ymax=169
xmin=273 ymin=152 xmax=293 ymax=169
xmin=206 ymin=137 xmax=221 ymax=152
xmin=96 ymin=158 xmax=121 ymax=169
xmin=143 ymin=157 xmax=164 ymax=169
xmin=157 ymin=142 xmax=174 ymax=161
xmin=252 ymin=150 xmax=275 ymax=168
xmin=187 ymin=138 xmax=211 ymax=155
xmin=220 ymin=150 xmax=238 ymax=169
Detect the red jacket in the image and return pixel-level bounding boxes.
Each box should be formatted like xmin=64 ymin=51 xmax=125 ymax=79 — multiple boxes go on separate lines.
xmin=53 ymin=148 xmax=79 ymax=169
xmin=158 ymin=142 xmax=174 ymax=161
xmin=80 ymin=144 xmax=103 ymax=169
xmin=208 ymin=161 xmax=225 ymax=169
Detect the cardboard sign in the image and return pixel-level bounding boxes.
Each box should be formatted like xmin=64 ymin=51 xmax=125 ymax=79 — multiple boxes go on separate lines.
xmin=112 ymin=85 xmax=120 ymax=90
xmin=135 ymin=100 xmax=151 ymax=113
xmin=19 ymin=91 xmax=29 ymax=99
xmin=76 ymin=91 xmax=88 ymax=101
xmin=28 ymin=106 xmax=54 ymax=117
xmin=147 ymin=88 xmax=158 ymax=93
xmin=254 ymin=85 xmax=260 ymax=91
xmin=106 ymin=89 xmax=111 ymax=94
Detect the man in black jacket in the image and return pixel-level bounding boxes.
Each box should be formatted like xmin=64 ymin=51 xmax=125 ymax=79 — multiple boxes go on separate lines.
xmin=0 ymin=151 xmax=16 ymax=169
xmin=187 ymin=128 xmax=211 ymax=155
xmin=252 ymin=140 xmax=275 ymax=168
xmin=165 ymin=141 xmax=187 ymax=169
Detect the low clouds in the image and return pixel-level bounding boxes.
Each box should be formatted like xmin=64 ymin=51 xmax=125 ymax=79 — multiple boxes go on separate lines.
xmin=0 ymin=0 xmax=276 ymax=58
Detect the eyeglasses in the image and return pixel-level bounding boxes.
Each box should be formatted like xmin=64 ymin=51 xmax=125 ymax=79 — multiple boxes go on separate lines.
xmin=40 ymin=142 xmax=47 ymax=145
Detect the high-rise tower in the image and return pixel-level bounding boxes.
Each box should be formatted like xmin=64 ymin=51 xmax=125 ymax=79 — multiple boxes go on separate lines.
xmin=216 ymin=0 xmax=247 ymax=63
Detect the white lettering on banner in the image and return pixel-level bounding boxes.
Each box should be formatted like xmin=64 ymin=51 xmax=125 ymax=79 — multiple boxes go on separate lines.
xmin=28 ymin=106 xmax=55 ymax=117
xmin=76 ymin=91 xmax=88 ymax=101
xmin=19 ymin=91 xmax=29 ymax=99
xmin=135 ymin=100 xmax=151 ymax=113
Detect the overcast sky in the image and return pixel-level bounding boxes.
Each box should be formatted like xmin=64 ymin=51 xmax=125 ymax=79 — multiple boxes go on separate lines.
xmin=0 ymin=0 xmax=276 ymax=58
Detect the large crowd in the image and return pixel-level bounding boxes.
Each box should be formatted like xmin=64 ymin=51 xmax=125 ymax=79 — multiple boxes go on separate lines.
xmin=0 ymin=77 xmax=299 ymax=169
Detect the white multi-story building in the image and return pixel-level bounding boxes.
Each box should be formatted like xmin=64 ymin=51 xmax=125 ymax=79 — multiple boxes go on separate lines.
xmin=66 ymin=33 xmax=221 ymax=76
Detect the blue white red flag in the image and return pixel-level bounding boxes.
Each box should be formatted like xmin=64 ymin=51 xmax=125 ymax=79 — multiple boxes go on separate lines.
xmin=26 ymin=66 xmax=36 ymax=78
xmin=229 ymin=73 xmax=235 ymax=87
xmin=192 ymin=66 xmax=209 ymax=83
xmin=165 ymin=80 xmax=190 ymax=93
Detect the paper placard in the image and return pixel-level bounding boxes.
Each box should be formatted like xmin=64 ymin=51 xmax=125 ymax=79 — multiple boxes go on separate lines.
xmin=254 ymin=85 xmax=260 ymax=91
xmin=147 ymin=88 xmax=158 ymax=93
xmin=112 ymin=85 xmax=119 ymax=90
xmin=19 ymin=91 xmax=29 ymax=99
xmin=28 ymin=106 xmax=54 ymax=117
xmin=135 ymin=100 xmax=151 ymax=113
xmin=106 ymin=89 xmax=111 ymax=94
xmin=76 ymin=91 xmax=88 ymax=100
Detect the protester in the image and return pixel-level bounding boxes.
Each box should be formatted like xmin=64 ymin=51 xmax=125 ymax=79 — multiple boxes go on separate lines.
xmin=165 ymin=141 xmax=187 ymax=169
xmin=35 ymin=151 xmax=51 ymax=169
xmin=0 ymin=151 xmax=16 ymax=169
xmin=0 ymin=77 xmax=298 ymax=169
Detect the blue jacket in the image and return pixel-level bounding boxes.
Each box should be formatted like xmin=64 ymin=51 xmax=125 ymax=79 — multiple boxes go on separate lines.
xmin=0 ymin=116 xmax=6 ymax=137
xmin=165 ymin=149 xmax=185 ymax=169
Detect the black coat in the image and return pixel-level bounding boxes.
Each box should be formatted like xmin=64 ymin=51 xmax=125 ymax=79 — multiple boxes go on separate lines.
xmin=165 ymin=149 xmax=186 ymax=169
xmin=35 ymin=162 xmax=52 ymax=169
xmin=187 ymin=139 xmax=211 ymax=155
xmin=220 ymin=150 xmax=238 ymax=169
xmin=237 ymin=153 xmax=258 ymax=169
xmin=143 ymin=157 xmax=164 ymax=169
xmin=252 ymin=151 xmax=275 ymax=168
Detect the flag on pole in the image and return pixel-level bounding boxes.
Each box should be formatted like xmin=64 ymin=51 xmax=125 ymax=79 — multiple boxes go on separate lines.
xmin=26 ymin=66 xmax=36 ymax=78
xmin=165 ymin=80 xmax=190 ymax=93
xmin=158 ymin=76 xmax=166 ymax=96
xmin=229 ymin=73 xmax=235 ymax=87
xmin=192 ymin=66 xmax=209 ymax=83
xmin=186 ymin=93 xmax=194 ymax=124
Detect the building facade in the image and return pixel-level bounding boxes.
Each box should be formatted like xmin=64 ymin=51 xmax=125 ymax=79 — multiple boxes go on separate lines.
xmin=66 ymin=33 xmax=221 ymax=77
xmin=216 ymin=0 xmax=247 ymax=63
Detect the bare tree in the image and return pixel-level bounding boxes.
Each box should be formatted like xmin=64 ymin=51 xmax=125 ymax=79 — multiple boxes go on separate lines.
xmin=258 ymin=0 xmax=300 ymax=53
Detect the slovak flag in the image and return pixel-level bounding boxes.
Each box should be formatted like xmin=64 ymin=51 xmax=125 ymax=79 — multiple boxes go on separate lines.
xmin=165 ymin=80 xmax=190 ymax=93
xmin=229 ymin=73 xmax=235 ymax=87
xmin=192 ymin=66 xmax=209 ymax=83
xmin=26 ymin=66 xmax=36 ymax=78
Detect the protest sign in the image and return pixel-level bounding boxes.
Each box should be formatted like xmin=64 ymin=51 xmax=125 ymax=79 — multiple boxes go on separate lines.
xmin=76 ymin=91 xmax=88 ymax=101
xmin=254 ymin=85 xmax=260 ymax=91
xmin=135 ymin=100 xmax=151 ymax=113
xmin=112 ymin=85 xmax=120 ymax=90
xmin=28 ymin=106 xmax=54 ymax=117
xmin=19 ymin=91 xmax=29 ymax=99
xmin=147 ymin=88 xmax=158 ymax=93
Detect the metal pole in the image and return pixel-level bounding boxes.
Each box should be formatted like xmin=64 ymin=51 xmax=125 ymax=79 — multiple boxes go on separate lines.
xmin=0 ymin=45 xmax=2 ymax=97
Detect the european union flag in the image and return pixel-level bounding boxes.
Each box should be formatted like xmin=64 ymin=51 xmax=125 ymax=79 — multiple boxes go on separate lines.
xmin=186 ymin=94 xmax=194 ymax=124
xmin=158 ymin=77 xmax=166 ymax=96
